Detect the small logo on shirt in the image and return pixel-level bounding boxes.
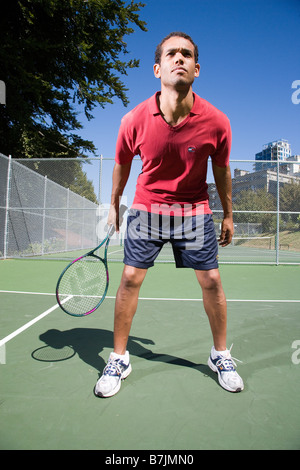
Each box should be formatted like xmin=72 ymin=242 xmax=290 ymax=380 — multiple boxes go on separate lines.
xmin=188 ymin=146 xmax=196 ymax=153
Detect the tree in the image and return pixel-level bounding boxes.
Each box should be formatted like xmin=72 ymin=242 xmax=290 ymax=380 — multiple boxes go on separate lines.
xmin=280 ymin=181 xmax=300 ymax=226
xmin=0 ymin=0 xmax=147 ymax=159
xmin=23 ymin=157 xmax=99 ymax=203
xmin=233 ymin=188 xmax=276 ymax=232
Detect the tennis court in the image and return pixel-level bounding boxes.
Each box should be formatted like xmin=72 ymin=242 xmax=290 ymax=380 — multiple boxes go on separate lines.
xmin=0 ymin=255 xmax=299 ymax=451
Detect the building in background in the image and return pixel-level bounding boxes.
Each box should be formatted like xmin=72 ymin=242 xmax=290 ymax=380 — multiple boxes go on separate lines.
xmin=255 ymin=139 xmax=291 ymax=171
xmin=208 ymin=139 xmax=300 ymax=211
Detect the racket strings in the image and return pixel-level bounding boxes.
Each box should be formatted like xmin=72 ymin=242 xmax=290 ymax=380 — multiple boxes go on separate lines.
xmin=57 ymin=255 xmax=108 ymax=315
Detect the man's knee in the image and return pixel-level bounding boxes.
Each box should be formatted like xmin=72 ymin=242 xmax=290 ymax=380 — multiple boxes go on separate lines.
xmin=120 ymin=265 xmax=147 ymax=290
xmin=195 ymin=268 xmax=222 ymax=291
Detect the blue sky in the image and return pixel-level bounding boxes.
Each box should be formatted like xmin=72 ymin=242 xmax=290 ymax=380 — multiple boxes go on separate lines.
xmin=78 ymin=0 xmax=300 ymax=205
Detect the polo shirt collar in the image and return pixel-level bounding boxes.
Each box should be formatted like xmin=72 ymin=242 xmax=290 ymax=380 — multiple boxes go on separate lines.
xmin=149 ymin=92 xmax=202 ymax=116
xmin=149 ymin=92 xmax=161 ymax=115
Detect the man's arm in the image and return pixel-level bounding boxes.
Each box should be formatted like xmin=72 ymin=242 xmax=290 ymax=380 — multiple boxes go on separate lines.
xmin=212 ymin=162 xmax=234 ymax=247
xmin=108 ymin=162 xmax=132 ymax=232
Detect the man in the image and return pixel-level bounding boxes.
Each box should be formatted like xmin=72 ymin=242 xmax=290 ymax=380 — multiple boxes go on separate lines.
xmin=95 ymin=32 xmax=244 ymax=397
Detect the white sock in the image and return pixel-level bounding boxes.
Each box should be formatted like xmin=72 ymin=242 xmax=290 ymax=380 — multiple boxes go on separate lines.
xmin=111 ymin=351 xmax=129 ymax=363
xmin=211 ymin=346 xmax=228 ymax=359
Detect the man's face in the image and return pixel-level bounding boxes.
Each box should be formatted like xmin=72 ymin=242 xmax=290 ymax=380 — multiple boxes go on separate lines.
xmin=153 ymin=36 xmax=200 ymax=90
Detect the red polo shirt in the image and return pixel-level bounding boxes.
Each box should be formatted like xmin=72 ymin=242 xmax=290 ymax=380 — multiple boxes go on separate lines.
xmin=115 ymin=92 xmax=231 ymax=215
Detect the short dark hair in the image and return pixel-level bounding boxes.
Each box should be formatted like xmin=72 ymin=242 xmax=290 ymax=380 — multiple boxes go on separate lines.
xmin=154 ymin=32 xmax=199 ymax=65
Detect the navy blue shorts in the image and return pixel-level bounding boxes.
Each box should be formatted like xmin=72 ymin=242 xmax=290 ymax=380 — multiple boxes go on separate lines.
xmin=123 ymin=209 xmax=219 ymax=270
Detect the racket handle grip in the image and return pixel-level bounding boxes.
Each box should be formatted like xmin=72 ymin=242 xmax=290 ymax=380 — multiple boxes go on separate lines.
xmin=108 ymin=204 xmax=127 ymax=236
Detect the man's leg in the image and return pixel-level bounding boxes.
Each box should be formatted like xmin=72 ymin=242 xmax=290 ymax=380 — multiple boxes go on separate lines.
xmin=94 ymin=265 xmax=147 ymax=397
xmin=195 ymin=268 xmax=244 ymax=392
xmin=194 ymin=268 xmax=227 ymax=351
xmin=114 ymin=265 xmax=148 ymax=354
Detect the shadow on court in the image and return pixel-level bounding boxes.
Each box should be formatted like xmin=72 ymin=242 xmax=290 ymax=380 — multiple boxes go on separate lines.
xmin=31 ymin=327 xmax=211 ymax=381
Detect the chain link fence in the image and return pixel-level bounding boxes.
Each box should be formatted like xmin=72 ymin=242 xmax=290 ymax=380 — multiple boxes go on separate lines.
xmin=1 ymin=153 xmax=300 ymax=264
xmin=0 ymin=154 xmax=101 ymax=259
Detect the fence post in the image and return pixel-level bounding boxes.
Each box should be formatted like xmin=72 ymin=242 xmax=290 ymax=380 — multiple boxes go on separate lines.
xmin=276 ymin=158 xmax=280 ymax=265
xmin=81 ymin=197 xmax=85 ymax=249
xmin=99 ymin=154 xmax=103 ymax=204
xmin=3 ymin=155 xmax=12 ymax=259
xmin=41 ymin=175 xmax=47 ymax=255
xmin=65 ymin=188 xmax=69 ymax=252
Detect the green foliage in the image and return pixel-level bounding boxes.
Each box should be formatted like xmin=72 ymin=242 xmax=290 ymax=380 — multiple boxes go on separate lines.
xmin=233 ymin=182 xmax=300 ymax=232
xmin=0 ymin=0 xmax=147 ymax=158
xmin=280 ymin=181 xmax=300 ymax=226
xmin=233 ymin=188 xmax=276 ymax=232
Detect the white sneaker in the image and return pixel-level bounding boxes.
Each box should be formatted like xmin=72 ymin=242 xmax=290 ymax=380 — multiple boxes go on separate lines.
xmin=94 ymin=351 xmax=132 ymax=398
xmin=207 ymin=345 xmax=244 ymax=392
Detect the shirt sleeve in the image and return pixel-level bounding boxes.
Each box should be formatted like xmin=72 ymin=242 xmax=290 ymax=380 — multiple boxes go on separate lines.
xmin=210 ymin=115 xmax=232 ymax=168
xmin=115 ymin=114 xmax=137 ymax=165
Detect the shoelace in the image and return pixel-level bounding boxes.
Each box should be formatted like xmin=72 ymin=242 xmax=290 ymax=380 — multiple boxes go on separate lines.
xmin=215 ymin=344 xmax=243 ymax=371
xmin=104 ymin=358 xmax=125 ymax=377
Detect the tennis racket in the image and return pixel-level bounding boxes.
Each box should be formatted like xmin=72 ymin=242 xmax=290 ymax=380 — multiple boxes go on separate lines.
xmin=56 ymin=204 xmax=127 ymax=317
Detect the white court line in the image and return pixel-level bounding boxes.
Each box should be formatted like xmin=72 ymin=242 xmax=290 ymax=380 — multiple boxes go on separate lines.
xmin=1 ymin=289 xmax=300 ymax=303
xmin=0 ymin=290 xmax=299 ymax=348
xmin=0 ymin=295 xmax=72 ymax=347
xmin=127 ymin=298 xmax=300 ymax=303
xmin=0 ymin=290 xmax=54 ymax=296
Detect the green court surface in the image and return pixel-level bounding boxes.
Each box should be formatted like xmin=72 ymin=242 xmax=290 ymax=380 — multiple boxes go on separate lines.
xmin=0 ymin=259 xmax=299 ymax=450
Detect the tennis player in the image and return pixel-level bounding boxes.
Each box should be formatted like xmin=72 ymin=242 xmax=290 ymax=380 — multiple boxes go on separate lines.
xmin=95 ymin=32 xmax=244 ymax=397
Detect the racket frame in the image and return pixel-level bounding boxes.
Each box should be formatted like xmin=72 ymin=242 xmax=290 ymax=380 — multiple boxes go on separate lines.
xmin=55 ymin=204 xmax=127 ymax=317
